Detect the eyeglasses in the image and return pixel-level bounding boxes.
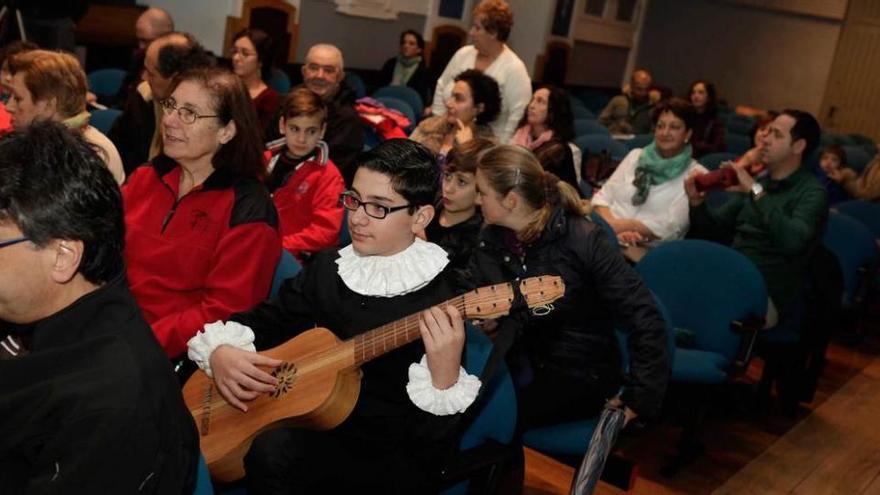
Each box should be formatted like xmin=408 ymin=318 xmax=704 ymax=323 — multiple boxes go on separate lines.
xmin=0 ymin=236 xmax=29 ymax=250
xmin=160 ymin=97 xmax=220 ymax=125
xmin=338 ymin=192 xmax=411 ymax=220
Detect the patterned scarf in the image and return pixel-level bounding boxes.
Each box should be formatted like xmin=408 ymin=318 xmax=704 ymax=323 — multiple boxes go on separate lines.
xmin=392 ymin=55 xmax=422 ymax=86
xmin=631 ymin=142 xmax=692 ymax=206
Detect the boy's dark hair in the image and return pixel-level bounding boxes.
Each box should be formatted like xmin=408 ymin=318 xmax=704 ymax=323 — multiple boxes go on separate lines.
xmin=0 ymin=121 xmax=124 ymax=284
xmin=358 ymin=139 xmax=439 ymax=210
xmin=446 ymin=138 xmax=494 ymax=175
xmin=782 ymin=109 xmax=821 ymax=158
xmin=281 ymin=85 xmax=327 ymax=123
xmin=157 ymin=32 xmax=215 ymax=78
xmin=454 ymin=69 xmax=501 ymax=126
xmin=821 ymin=144 xmax=847 ymax=165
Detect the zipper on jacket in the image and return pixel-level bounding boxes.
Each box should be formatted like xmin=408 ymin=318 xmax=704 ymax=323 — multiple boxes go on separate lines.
xmin=161 ymin=200 xmax=180 ymax=233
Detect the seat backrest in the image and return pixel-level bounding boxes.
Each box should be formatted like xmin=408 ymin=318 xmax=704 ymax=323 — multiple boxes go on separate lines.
xmin=269 ymin=249 xmax=302 ymax=297
xmin=87 ymin=68 xmax=127 ymax=97
xmin=841 ymin=145 xmax=873 ymax=174
xmin=623 ymin=133 xmax=653 ymax=150
xmin=636 ymin=240 xmax=768 ymax=364
xmin=588 ymin=211 xmax=618 ymax=249
xmin=374 ymin=96 xmax=415 ymax=132
xmin=345 ymin=72 xmax=367 ymax=99
xmin=725 ymin=134 xmax=752 ymax=155
xmin=834 ymin=200 xmax=880 ymax=238
xmin=89 ymin=108 xmax=122 ymax=135
xmin=822 ymin=211 xmax=878 ymax=305
xmin=699 ymin=152 xmax=738 ymax=171
xmin=574 ymin=118 xmax=610 ymax=137
xmin=458 ymin=323 xmax=517 ymax=450
xmin=374 ymin=85 xmax=424 ymax=117
xmin=574 ymin=134 xmax=629 ymax=162
xmin=268 ymin=68 xmax=291 ymax=94
xmin=725 ymin=114 xmax=756 ymax=136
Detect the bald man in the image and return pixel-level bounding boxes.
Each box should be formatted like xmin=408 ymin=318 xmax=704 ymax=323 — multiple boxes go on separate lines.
xmin=136 ymin=7 xmax=175 ymax=51
xmin=293 ymin=44 xmax=363 ymax=186
xmin=108 ymin=32 xmax=214 ymax=174
xmin=599 ymin=69 xmax=658 ymax=135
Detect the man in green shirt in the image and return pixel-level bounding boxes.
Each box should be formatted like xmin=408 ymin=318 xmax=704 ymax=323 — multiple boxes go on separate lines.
xmin=684 ymin=110 xmax=828 ymax=325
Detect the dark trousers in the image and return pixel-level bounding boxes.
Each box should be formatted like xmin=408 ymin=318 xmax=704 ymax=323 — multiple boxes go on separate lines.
xmin=515 ymin=364 xmax=618 ymax=433
xmin=244 ymin=423 xmax=440 ymax=495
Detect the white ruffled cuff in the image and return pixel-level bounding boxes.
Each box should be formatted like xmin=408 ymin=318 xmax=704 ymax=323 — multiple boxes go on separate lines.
xmin=186 ymin=320 xmax=256 ymax=377
xmin=406 ymin=355 xmax=482 ymax=416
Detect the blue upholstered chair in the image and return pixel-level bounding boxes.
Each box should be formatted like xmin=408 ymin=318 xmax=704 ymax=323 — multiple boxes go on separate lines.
xmin=374 ymin=96 xmax=416 ymax=133
xmin=374 ymin=85 xmax=424 ymax=118
xmin=344 ymin=72 xmax=367 ymax=99
xmin=193 ymin=454 xmax=214 ymax=495
xmin=87 ymin=68 xmax=126 ymax=99
xmin=724 ymin=114 xmax=756 ymax=136
xmin=636 ymin=240 xmax=766 ymax=474
xmin=440 ymin=323 xmax=518 ymax=494
xmin=822 ymin=211 xmax=878 ymax=308
xmin=725 ymin=134 xmax=752 ymax=155
xmin=589 ymin=211 xmax=619 ymax=249
xmin=622 ymin=133 xmax=653 ymax=150
xmin=698 ymin=152 xmax=738 ymax=171
xmin=574 ymin=134 xmax=630 ymax=163
xmin=268 ymin=69 xmax=291 ymax=94
xmin=574 ymin=118 xmax=611 ymax=137
xmin=835 ymin=200 xmax=880 ymax=240
xmin=89 ymin=108 xmax=122 ymax=135
xmin=842 ymin=145 xmax=874 ymax=174
xmin=269 ymin=250 xmax=302 ymax=297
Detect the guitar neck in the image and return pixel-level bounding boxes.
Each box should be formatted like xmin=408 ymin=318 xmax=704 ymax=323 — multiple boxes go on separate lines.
xmin=351 ymin=294 xmax=467 ymax=366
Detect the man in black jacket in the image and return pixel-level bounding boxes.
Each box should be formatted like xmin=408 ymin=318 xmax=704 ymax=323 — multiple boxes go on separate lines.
xmin=0 ymin=122 xmax=198 ymax=494
xmin=300 ymin=43 xmax=364 ymax=186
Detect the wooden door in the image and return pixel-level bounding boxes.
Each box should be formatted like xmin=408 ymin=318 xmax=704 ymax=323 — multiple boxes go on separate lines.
xmin=819 ymin=0 xmax=880 ymax=140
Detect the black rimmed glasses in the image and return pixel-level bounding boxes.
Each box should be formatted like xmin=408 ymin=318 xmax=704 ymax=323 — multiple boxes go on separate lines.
xmin=0 ymin=236 xmax=29 ymax=250
xmin=338 ymin=192 xmax=412 ymax=220
xmin=160 ymin=97 xmax=220 ymax=125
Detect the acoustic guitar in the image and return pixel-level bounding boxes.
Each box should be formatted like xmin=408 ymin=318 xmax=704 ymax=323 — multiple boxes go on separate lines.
xmin=183 ymin=275 xmax=564 ymax=482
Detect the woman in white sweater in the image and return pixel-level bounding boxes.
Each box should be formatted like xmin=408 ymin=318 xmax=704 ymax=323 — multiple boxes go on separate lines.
xmin=431 ymin=0 xmax=531 ymax=143
xmin=592 ymin=98 xmax=706 ymax=244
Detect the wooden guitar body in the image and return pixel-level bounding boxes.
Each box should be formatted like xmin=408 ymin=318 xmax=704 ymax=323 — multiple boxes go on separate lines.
xmin=182 ymin=327 xmax=362 ymax=482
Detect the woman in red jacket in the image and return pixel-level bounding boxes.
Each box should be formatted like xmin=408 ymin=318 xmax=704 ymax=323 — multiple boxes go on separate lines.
xmin=123 ymin=66 xmax=281 ymax=358
xmin=267 ymin=86 xmax=345 ymax=261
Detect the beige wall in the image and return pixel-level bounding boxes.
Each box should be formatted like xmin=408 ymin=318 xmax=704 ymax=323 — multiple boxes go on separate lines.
xmin=635 ymin=0 xmax=842 ymax=115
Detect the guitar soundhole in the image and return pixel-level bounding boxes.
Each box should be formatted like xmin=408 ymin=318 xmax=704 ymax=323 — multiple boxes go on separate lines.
xmin=271 ymin=362 xmax=298 ymax=398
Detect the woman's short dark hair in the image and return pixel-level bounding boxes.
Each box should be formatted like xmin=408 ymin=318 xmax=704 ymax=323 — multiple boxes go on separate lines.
xmin=472 ymin=0 xmax=514 ymax=42
xmin=400 ymin=29 xmax=425 ymax=51
xmin=454 ymin=69 xmax=501 ymax=126
xmin=687 ymin=80 xmax=718 ymax=116
xmin=357 ymin=138 xmax=439 ymax=209
xmin=168 ymin=66 xmax=267 ymax=180
xmin=652 ymin=97 xmax=697 ymax=131
xmin=233 ymin=28 xmax=275 ymax=82
xmin=517 ymin=84 xmax=575 ymax=142
xmin=0 ymin=121 xmax=124 ymax=284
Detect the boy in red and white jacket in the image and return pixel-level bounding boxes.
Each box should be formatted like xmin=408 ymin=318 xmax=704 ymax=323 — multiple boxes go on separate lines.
xmin=266 ymin=87 xmax=345 ymax=261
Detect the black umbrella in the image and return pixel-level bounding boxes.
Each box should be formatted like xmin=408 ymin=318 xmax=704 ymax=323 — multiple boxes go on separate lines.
xmin=569 ymin=405 xmax=627 ymax=495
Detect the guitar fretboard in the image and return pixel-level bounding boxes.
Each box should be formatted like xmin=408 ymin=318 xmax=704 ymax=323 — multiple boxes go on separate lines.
xmin=351 ymin=295 xmax=468 ymax=365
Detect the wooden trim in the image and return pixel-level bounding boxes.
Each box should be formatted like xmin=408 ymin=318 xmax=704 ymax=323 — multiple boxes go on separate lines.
xmin=224 ymin=0 xmax=299 ymax=64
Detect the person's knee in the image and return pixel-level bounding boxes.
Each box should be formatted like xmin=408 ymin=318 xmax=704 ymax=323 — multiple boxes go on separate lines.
xmin=244 ymin=428 xmax=302 ymax=477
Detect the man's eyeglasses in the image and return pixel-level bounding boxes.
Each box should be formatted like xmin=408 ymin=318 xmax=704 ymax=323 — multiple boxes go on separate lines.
xmin=0 ymin=236 xmax=29 ymax=250
xmin=160 ymin=98 xmax=220 ymax=125
xmin=338 ymin=192 xmax=411 ymax=220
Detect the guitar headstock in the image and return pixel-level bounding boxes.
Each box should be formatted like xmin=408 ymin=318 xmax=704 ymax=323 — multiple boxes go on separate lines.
xmin=462 ymin=275 xmax=565 ymax=320
xmin=519 ymin=276 xmax=565 ymax=315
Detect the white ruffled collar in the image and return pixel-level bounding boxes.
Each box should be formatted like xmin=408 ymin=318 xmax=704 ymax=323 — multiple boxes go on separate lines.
xmin=336 ymin=238 xmax=450 ymax=297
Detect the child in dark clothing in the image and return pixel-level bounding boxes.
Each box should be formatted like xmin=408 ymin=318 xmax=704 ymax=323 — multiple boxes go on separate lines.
xmin=817 ymin=145 xmax=852 ymax=205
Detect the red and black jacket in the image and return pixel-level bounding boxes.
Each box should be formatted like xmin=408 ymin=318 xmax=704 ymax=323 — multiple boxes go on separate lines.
xmin=123 ymin=155 xmax=281 ymax=358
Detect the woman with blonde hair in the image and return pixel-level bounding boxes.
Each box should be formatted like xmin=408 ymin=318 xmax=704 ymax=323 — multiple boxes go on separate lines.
xmin=467 ymin=144 xmax=669 ymax=431
xmin=6 ymin=49 xmax=125 ymax=184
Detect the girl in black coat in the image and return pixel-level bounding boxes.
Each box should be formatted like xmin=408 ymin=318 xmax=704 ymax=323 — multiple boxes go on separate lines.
xmin=470 ymin=144 xmax=669 ymax=430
